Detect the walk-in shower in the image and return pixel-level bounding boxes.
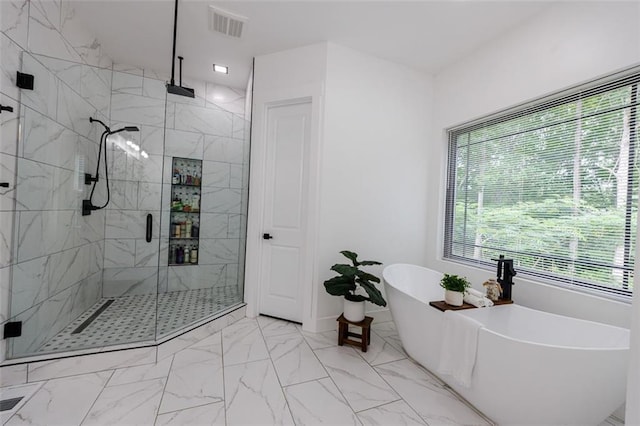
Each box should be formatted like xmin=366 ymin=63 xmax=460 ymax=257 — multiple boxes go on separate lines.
xmin=2 ymin=28 xmax=250 ymax=360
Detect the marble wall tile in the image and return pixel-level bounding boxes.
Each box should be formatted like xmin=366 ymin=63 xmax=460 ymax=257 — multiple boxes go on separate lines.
xmin=203 ymin=135 xmax=244 ymax=164
xmin=15 ymin=158 xmax=76 ymax=211
xmin=228 ymin=214 xmax=241 ymax=238
xmin=21 ymin=54 xmax=58 ymax=119
xmin=1 ymin=0 xmax=29 ymax=49
xmin=202 ymin=160 xmax=230 ymax=187
xmin=47 ymin=243 xmax=101 ymax=297
xmin=135 ymin=238 xmax=159 ymax=267
xmin=226 ymin=263 xmax=240 ymax=287
xmin=155 ymin=401 xmax=225 ymax=426
xmin=113 ymin=63 xmax=142 ymax=76
xmin=266 ymin=332 xmax=327 ymax=387
xmin=75 ymin=208 xmax=106 ymax=246
xmin=199 ymin=213 xmax=228 ymax=238
xmin=111 ymin=93 xmax=165 ymax=127
xmin=137 ymin=181 xmax=162 ymax=210
xmin=174 ymin=102 xmax=232 ymax=137
xmin=0 ymin=94 xmax=20 ymax=156
xmin=0 ymin=266 xmax=10 ymax=324
xmin=69 ymin=270 xmax=101 ymax=320
xmin=167 ymin=265 xmax=226 ymax=292
xmin=28 ymin=2 xmax=82 ymax=64
xmin=165 ymin=100 xmax=175 ymax=129
xmin=59 ymin=0 xmax=108 ymax=67
xmin=201 ymin=187 xmax=241 ymax=213
xmin=17 ymin=210 xmax=75 ymax=262
xmin=158 ymin=337 xmax=224 ymax=413
xmin=232 ymin=114 xmax=246 ymax=140
xmin=102 ymin=266 xmax=158 ymax=297
xmin=81 ymin=65 xmax=111 ymax=116
xmin=1 ymin=33 xmax=22 ymax=102
xmin=34 ymin=54 xmax=82 ymax=95
xmin=142 ymin=77 xmax=166 ymax=100
xmin=112 ymin=71 xmax=143 ymax=95
xmin=314 ymin=345 xmax=400 ymax=412
xmin=22 ymin=108 xmax=79 ymax=170
xmin=199 ymin=238 xmax=239 ymax=264
xmin=27 ymin=346 xmax=155 ymax=381
xmin=57 ymin=80 xmax=95 ymax=139
xmin=0 ymin=153 xmax=17 ymax=211
xmin=139 ymin=125 xmax=164 ymax=156
xmin=284 ymin=378 xmax=359 ymax=426
xmin=205 ymin=83 xmax=246 ymax=116
xmin=104 ymin=238 xmax=135 ymax=268
xmin=224 ymin=359 xmax=294 ymax=425
xmin=229 ymin=164 xmax=243 ymax=189
xmin=6 ymin=371 xmax=110 ymax=426
xmin=83 ymin=377 xmax=165 ymax=426
xmin=165 ymin=128 xmax=204 ymax=159
xmin=107 ymin=179 xmax=138 ymax=210
xmin=105 ymin=209 xmax=159 ymax=239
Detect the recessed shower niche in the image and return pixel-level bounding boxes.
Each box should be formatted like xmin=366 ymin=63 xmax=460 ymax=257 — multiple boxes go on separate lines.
xmin=169 ymin=157 xmax=202 ymax=266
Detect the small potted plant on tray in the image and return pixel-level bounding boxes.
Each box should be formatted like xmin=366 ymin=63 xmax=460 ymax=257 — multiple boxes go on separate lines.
xmin=440 ymin=273 xmax=470 ymax=306
xmin=323 ymin=250 xmax=386 ymax=322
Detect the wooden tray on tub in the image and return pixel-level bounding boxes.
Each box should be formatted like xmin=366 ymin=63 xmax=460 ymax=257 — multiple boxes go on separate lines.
xmin=429 ymin=299 xmax=513 ymax=312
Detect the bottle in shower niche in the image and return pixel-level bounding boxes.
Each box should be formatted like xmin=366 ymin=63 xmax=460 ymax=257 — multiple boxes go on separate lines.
xmin=176 ymin=246 xmax=184 ymax=264
xmin=184 ymin=247 xmax=190 ymax=263
xmin=190 ymin=247 xmax=198 ymax=264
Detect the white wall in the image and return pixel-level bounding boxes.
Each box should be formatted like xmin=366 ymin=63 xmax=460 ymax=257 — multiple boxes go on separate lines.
xmin=315 ymin=43 xmax=432 ymax=326
xmin=426 ymin=1 xmax=640 ymax=328
xmin=248 ymin=42 xmax=432 ymax=330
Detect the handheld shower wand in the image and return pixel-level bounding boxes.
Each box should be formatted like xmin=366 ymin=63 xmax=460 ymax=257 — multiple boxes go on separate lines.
xmin=82 ymin=117 xmax=140 ymax=216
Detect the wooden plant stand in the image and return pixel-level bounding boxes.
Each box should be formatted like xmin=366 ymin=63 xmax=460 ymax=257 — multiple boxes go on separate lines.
xmin=337 ymin=314 xmax=373 ymax=352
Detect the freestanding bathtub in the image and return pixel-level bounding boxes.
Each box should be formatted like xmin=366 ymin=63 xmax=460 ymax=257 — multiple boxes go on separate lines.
xmin=383 ymin=264 xmax=630 ymax=425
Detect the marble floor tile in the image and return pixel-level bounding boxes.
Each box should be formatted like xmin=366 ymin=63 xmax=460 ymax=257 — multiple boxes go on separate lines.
xmin=224 ymin=359 xmax=294 ymax=425
xmin=314 ymin=346 xmax=400 ymax=412
xmin=300 ymin=329 xmax=340 ymax=350
xmin=284 ymin=377 xmax=360 ymax=426
xmin=375 ymin=359 xmax=491 ymax=426
xmin=257 ymin=315 xmax=300 ymax=337
xmin=357 ymin=331 xmax=406 ymax=366
xmin=155 ymin=401 xmax=226 ymax=426
xmin=357 ymin=400 xmax=426 ymax=426
xmin=0 ymin=382 xmax=44 ymax=425
xmin=222 ymin=317 xmax=269 ymax=366
xmin=159 ymin=336 xmax=224 ymax=413
xmin=82 ymin=377 xmax=165 ymax=425
xmin=265 ymin=332 xmax=327 ymax=386
xmin=6 ymin=371 xmax=110 ymax=426
xmin=107 ymin=356 xmax=172 ymax=387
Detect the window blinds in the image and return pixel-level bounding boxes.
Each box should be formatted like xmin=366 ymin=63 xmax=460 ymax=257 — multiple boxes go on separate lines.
xmin=444 ymin=70 xmax=640 ymax=298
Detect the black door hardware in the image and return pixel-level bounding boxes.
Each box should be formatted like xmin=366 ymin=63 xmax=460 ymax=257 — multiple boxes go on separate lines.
xmin=146 ymin=214 xmax=153 ymax=243
xmin=263 ymin=233 xmax=273 ymax=240
xmin=0 ymin=105 xmax=13 ymax=114
xmin=16 ymin=71 xmax=34 ymax=90
xmin=0 ymin=183 xmax=9 ymax=188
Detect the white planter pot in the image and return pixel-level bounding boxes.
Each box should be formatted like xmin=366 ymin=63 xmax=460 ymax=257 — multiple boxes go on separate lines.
xmin=343 ymin=299 xmax=365 ymax=322
xmin=444 ymin=289 xmax=464 ymax=306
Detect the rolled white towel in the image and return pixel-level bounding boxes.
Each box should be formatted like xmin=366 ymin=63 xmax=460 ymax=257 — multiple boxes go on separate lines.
xmin=463 ymin=293 xmax=494 ymax=308
xmin=466 ymin=288 xmax=485 ymax=299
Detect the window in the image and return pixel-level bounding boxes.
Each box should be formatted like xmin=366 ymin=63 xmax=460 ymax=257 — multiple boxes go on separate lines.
xmin=444 ymin=70 xmax=640 ymax=298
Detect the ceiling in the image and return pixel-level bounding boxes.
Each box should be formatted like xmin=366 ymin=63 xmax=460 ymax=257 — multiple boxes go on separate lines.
xmin=71 ymin=1 xmax=555 ymax=90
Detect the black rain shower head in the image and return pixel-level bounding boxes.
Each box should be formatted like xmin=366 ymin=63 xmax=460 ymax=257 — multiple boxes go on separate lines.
xmin=109 ymin=126 xmax=140 ymax=134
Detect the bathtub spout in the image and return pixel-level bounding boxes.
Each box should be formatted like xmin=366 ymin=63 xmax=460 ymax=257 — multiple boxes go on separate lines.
xmin=493 ymin=255 xmax=516 ymax=300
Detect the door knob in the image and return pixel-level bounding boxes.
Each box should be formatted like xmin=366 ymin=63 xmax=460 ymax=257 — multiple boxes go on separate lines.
xmin=263 ymin=233 xmax=273 ymax=240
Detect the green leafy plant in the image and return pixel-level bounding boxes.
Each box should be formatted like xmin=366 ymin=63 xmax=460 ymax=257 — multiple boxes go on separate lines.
xmin=440 ymin=274 xmax=471 ymax=292
xmin=323 ymin=250 xmax=386 ymax=307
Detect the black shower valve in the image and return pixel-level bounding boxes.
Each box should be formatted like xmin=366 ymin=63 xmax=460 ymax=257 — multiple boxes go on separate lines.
xmin=84 ymin=173 xmax=98 ymax=185
xmin=82 ymin=199 xmax=99 ymax=216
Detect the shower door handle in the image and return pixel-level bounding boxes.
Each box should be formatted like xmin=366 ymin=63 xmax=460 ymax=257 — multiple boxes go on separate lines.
xmin=146 ymin=214 xmax=152 ymax=242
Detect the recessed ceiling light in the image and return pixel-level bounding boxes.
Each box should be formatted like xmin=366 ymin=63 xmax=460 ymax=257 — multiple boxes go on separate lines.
xmin=213 ymin=64 xmax=228 ymax=74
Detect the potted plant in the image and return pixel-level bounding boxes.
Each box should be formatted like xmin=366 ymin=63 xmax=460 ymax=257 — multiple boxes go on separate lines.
xmin=323 ymin=250 xmax=386 ymax=322
xmin=440 ymin=273 xmax=470 ymax=306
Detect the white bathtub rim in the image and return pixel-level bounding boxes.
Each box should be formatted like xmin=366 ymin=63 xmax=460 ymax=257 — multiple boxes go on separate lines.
xmin=383 ymin=263 xmax=630 ymax=351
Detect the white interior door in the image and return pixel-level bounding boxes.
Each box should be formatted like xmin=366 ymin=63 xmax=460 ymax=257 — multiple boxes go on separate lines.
xmin=258 ymin=100 xmax=311 ymax=323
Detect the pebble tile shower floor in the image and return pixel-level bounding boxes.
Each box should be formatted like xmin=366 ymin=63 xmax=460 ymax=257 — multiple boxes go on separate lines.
xmin=38 ymin=287 xmax=241 ymax=353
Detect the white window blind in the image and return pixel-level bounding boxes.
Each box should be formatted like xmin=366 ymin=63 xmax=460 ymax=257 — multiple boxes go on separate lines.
xmin=444 ymin=70 xmax=640 ymax=298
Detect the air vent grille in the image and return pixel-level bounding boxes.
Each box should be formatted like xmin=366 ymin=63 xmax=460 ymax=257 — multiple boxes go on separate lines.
xmin=209 ymin=6 xmax=247 ymax=39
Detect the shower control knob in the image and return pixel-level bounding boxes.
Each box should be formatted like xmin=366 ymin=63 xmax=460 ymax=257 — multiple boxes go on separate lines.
xmin=263 ymin=233 xmax=273 ymax=240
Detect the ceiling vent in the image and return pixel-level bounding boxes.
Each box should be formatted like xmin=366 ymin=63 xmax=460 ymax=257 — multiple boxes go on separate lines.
xmin=208 ymin=6 xmax=247 ymax=39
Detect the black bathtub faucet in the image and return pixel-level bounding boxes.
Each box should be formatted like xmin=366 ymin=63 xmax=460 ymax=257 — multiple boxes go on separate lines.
xmin=492 ymin=255 xmax=517 ymax=300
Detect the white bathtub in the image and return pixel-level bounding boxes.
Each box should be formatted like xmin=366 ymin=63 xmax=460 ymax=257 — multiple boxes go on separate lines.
xmin=383 ymin=264 xmax=630 ymax=425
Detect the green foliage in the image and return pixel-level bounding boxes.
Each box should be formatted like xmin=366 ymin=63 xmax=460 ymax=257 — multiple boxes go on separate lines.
xmin=323 ymin=251 xmax=386 ymax=307
xmin=440 ymin=274 xmax=471 ymax=292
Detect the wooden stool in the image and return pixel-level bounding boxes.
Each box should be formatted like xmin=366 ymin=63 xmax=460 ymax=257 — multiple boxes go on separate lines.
xmin=337 ymin=314 xmax=373 ymax=352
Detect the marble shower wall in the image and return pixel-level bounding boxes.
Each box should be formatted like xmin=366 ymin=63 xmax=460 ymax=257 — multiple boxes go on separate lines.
xmin=0 ymin=0 xmax=114 ymax=359
xmin=104 ymin=65 xmax=249 ymax=307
